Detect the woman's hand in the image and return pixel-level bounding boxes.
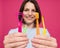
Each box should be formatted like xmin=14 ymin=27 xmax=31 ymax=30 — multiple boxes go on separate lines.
xmin=31 ymin=35 xmax=57 ymax=48
xmin=3 ymin=32 xmax=29 ymax=48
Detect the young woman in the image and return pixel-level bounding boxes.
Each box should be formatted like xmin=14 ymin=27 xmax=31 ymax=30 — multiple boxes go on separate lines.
xmin=3 ymin=0 xmax=57 ymax=48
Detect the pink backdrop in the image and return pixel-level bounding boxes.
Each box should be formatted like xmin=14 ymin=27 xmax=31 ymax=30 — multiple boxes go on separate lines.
xmin=0 ymin=0 xmax=60 ymax=48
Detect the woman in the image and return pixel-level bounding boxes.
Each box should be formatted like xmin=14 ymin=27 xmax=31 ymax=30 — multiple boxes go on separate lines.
xmin=3 ymin=0 xmax=57 ymax=48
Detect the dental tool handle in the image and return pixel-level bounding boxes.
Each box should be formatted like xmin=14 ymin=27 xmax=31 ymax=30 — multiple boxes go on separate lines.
xmin=18 ymin=21 xmax=22 ymax=32
xmin=42 ymin=16 xmax=46 ymax=36
xmin=36 ymin=19 xmax=40 ymax=35
xmin=42 ymin=16 xmax=45 ymax=29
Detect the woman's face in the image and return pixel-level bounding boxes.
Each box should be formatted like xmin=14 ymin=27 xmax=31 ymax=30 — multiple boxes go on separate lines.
xmin=23 ymin=2 xmax=36 ymax=24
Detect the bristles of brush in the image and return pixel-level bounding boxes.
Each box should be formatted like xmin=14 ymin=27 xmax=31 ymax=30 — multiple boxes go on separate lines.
xmin=35 ymin=12 xmax=39 ymax=19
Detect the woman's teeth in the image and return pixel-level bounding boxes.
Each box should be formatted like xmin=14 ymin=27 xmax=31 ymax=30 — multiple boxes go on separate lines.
xmin=26 ymin=16 xmax=34 ymax=19
xmin=26 ymin=17 xmax=33 ymax=20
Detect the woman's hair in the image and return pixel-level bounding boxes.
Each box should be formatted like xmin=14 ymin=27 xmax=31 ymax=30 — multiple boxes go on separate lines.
xmin=18 ymin=0 xmax=41 ymax=27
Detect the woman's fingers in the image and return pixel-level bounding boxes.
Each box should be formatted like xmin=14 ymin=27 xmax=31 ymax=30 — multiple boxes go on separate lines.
xmin=32 ymin=38 xmax=56 ymax=47
xmin=4 ymin=32 xmax=28 ymax=43
xmin=3 ymin=32 xmax=29 ymax=48
xmin=34 ymin=35 xmax=55 ymax=41
xmin=4 ymin=37 xmax=28 ymax=44
xmin=31 ymin=35 xmax=57 ymax=48
xmin=15 ymin=44 xmax=27 ymax=48
xmin=34 ymin=35 xmax=57 ymax=46
xmin=5 ymin=41 xmax=28 ymax=48
xmin=32 ymin=43 xmax=55 ymax=48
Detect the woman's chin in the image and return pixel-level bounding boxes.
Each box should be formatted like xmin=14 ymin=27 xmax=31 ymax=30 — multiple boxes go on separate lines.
xmin=25 ymin=21 xmax=33 ymax=24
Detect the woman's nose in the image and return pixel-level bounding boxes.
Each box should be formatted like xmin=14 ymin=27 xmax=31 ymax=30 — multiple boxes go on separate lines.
xmin=28 ymin=11 xmax=32 ymax=15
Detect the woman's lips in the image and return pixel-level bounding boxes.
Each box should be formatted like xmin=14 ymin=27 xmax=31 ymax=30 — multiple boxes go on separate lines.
xmin=25 ymin=16 xmax=34 ymax=20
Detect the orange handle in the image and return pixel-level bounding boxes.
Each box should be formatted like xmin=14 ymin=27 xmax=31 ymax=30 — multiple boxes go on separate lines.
xmin=35 ymin=12 xmax=40 ymax=35
xmin=36 ymin=19 xmax=40 ymax=35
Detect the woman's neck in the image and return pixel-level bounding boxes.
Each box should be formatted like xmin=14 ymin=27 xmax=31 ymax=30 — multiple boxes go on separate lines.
xmin=23 ymin=23 xmax=35 ymax=29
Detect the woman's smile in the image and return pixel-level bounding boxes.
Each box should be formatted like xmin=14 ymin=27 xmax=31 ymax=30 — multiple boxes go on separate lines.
xmin=25 ymin=15 xmax=35 ymax=20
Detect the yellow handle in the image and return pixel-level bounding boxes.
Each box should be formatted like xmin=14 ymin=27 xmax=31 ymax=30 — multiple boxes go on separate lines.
xmin=43 ymin=28 xmax=46 ymax=36
xmin=42 ymin=16 xmax=46 ymax=36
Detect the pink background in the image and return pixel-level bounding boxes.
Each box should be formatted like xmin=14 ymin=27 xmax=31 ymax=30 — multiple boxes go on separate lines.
xmin=0 ymin=0 xmax=60 ymax=48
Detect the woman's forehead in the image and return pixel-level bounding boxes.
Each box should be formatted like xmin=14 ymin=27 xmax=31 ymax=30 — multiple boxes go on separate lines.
xmin=24 ymin=2 xmax=36 ymax=9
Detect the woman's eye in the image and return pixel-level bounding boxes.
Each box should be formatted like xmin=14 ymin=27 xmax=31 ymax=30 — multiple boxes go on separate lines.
xmin=24 ymin=9 xmax=29 ymax=11
xmin=32 ymin=9 xmax=36 ymax=12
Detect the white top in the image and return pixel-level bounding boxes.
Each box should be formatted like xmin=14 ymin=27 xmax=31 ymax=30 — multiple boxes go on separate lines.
xmin=8 ymin=28 xmax=50 ymax=48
